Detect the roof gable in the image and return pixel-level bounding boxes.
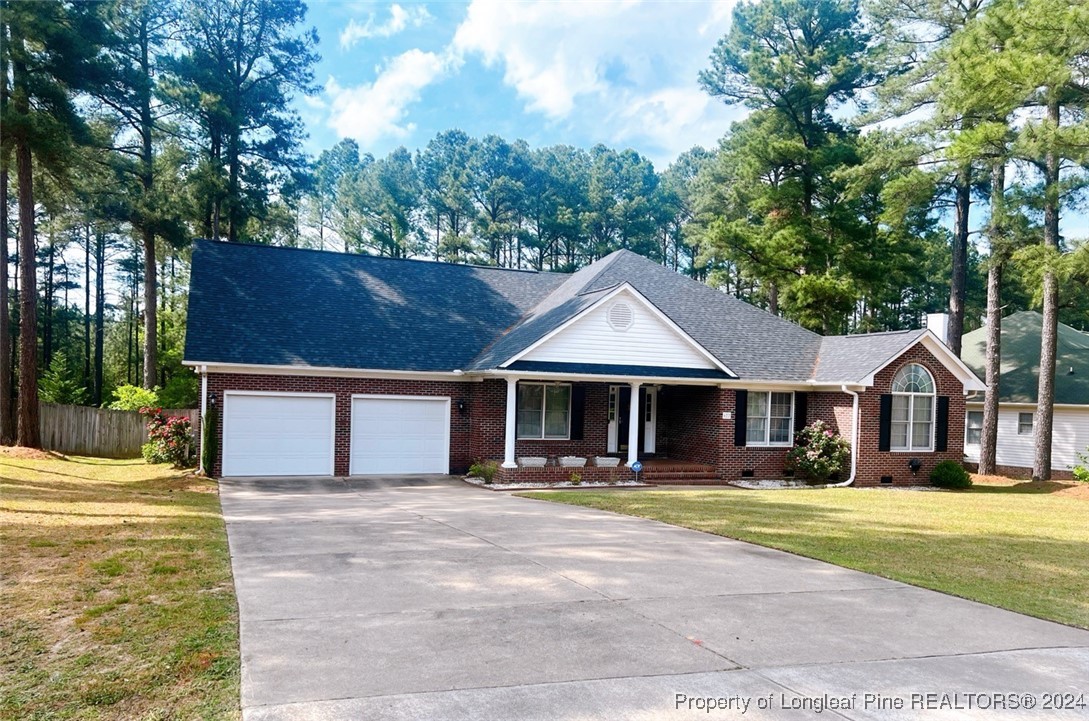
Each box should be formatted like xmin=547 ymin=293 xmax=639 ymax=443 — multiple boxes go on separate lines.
xmin=504 ymin=285 xmax=730 ymax=373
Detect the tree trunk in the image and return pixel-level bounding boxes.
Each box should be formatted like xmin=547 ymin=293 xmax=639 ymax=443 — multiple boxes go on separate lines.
xmin=15 ymin=121 xmax=40 ymax=447
xmin=0 ymin=159 xmax=12 ymax=443
xmin=142 ymin=227 xmax=156 ymax=389
xmin=948 ymin=169 xmax=971 ymax=357
xmin=83 ymin=223 xmax=91 ymax=388
xmin=978 ymin=261 xmax=1002 ymax=475
xmin=1033 ymin=98 xmax=1062 ymax=482
xmin=978 ymin=162 xmax=1005 ymax=476
xmin=93 ymin=231 xmax=105 ymax=406
xmin=43 ymin=234 xmax=54 ymax=366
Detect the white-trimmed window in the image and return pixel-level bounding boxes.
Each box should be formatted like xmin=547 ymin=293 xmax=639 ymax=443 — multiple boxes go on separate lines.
xmin=1018 ymin=412 xmax=1034 ymax=435
xmin=965 ymin=411 xmax=983 ymax=445
xmin=517 ymin=383 xmax=571 ymax=439
xmin=891 ymin=364 xmax=935 ymax=451
xmin=746 ymin=391 xmax=794 ymax=446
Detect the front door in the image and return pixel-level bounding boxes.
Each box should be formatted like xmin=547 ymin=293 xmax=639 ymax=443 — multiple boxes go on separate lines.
xmin=608 ymin=386 xmax=657 ymax=454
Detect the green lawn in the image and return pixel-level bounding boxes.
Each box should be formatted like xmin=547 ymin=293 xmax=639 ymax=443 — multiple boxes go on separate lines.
xmin=520 ymin=477 xmax=1089 ymax=629
xmin=0 ymin=449 xmax=239 ymax=721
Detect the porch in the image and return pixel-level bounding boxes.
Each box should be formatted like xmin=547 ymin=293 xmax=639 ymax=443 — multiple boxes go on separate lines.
xmin=472 ymin=376 xmax=727 ymax=484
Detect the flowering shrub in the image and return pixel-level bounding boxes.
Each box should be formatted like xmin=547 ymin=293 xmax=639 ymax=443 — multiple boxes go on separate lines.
xmin=140 ymin=407 xmax=195 ymax=468
xmin=786 ymin=420 xmax=850 ymax=482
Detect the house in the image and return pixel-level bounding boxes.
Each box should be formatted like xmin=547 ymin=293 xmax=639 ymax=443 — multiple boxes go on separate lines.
xmin=960 ymin=311 xmax=1089 ymax=479
xmin=182 ymin=241 xmax=985 ymax=484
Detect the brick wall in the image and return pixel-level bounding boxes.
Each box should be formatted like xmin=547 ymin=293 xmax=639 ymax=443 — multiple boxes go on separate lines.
xmin=206 ymin=373 xmax=475 ymax=476
xmin=854 ymin=344 xmax=966 ymax=486
xmin=469 ymin=379 xmax=612 ymax=462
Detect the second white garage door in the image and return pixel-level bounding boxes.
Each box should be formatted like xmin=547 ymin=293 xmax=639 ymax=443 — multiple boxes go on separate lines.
xmin=350 ymin=396 xmax=450 ymax=475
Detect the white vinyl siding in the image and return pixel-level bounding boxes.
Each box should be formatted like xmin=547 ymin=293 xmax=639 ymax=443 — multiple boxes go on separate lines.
xmin=746 ymin=391 xmax=793 ymax=446
xmin=517 ymin=383 xmax=571 ymax=439
xmin=518 ymin=290 xmax=718 ymax=369
xmin=963 ymin=404 xmax=1089 ymax=472
xmin=222 ymin=393 xmax=335 ymax=477
xmin=350 ymin=396 xmax=449 ymax=475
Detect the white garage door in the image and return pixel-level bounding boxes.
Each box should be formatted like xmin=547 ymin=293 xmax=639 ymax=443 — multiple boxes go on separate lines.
xmin=351 ymin=396 xmax=450 ymax=475
xmin=222 ymin=393 xmax=335 ymax=477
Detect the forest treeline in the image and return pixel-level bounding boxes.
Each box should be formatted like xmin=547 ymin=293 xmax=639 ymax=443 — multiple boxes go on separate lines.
xmin=1 ymin=0 xmax=1087 ymax=479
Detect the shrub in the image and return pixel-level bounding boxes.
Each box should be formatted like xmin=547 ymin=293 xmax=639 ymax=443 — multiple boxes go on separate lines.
xmin=930 ymin=460 xmax=972 ymax=489
xmin=468 ymin=459 xmax=499 ymax=484
xmin=109 ymin=385 xmax=159 ymax=411
xmin=140 ymin=407 xmax=195 ymax=468
xmin=786 ymin=421 xmax=850 ymax=482
xmin=1073 ymin=448 xmax=1089 ymax=484
xmin=157 ymin=374 xmax=199 ymax=408
xmin=568 ymin=471 xmax=582 ymax=485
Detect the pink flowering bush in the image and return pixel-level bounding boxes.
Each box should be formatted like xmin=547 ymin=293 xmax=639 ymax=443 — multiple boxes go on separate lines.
xmin=786 ymin=420 xmax=850 ymax=482
xmin=140 ymin=407 xmax=195 ymax=468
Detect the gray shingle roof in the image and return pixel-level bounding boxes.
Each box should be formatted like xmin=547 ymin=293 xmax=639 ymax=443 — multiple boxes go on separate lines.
xmin=184 ymin=240 xmax=565 ymax=371
xmin=812 ymin=329 xmax=928 ymax=383
xmin=469 ymin=250 xmax=823 ymax=381
xmin=960 ymin=311 xmax=1089 ymax=405
xmin=184 ymin=242 xmax=942 ymax=385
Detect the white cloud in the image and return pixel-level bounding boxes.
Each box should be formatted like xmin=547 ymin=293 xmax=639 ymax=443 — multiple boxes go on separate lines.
xmin=325 ymin=49 xmax=455 ymax=145
xmin=340 ymin=4 xmax=432 ymax=49
xmin=609 ymin=86 xmax=744 ymax=167
xmin=451 ymin=0 xmax=737 ymax=121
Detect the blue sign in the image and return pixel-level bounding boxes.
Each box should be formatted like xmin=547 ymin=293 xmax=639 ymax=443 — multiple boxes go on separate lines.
xmin=630 ymin=461 xmax=643 ymax=473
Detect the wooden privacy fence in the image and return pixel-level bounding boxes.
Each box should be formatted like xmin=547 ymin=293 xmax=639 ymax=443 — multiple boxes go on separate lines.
xmin=39 ymin=403 xmax=200 ymax=458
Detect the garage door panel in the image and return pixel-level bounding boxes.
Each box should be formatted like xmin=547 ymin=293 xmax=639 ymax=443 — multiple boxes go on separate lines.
xmin=223 ymin=394 xmax=335 ymax=477
xmin=351 ymin=397 xmax=449 ymax=475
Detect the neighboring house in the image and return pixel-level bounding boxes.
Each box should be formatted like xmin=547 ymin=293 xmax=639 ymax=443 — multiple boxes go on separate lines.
xmin=183 ymin=241 xmax=984 ymax=484
xmin=960 ymin=311 xmax=1089 ymax=479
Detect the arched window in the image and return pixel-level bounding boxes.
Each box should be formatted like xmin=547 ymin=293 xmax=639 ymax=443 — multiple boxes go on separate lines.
xmin=890 ymin=364 xmax=935 ymax=451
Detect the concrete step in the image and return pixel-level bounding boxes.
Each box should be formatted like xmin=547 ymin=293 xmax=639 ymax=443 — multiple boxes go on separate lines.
xmin=643 ymin=478 xmax=731 ymax=486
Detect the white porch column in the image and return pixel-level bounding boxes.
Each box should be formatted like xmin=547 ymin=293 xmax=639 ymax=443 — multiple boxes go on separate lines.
xmin=503 ymin=377 xmax=519 ymax=468
xmin=626 ymin=381 xmax=642 ymax=467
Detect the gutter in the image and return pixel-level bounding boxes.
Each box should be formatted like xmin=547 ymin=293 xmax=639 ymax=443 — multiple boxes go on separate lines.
xmin=820 ymin=384 xmax=859 ymax=488
xmin=198 ymin=365 xmax=208 ymax=474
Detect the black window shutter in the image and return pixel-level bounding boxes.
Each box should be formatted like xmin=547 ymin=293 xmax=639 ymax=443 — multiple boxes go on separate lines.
xmin=734 ymin=390 xmax=748 ymax=447
xmin=878 ymin=394 xmax=893 ymax=452
xmin=935 ymin=396 xmax=950 ymax=452
xmin=793 ymin=392 xmax=808 ymax=435
xmin=570 ymin=385 xmax=586 ymax=440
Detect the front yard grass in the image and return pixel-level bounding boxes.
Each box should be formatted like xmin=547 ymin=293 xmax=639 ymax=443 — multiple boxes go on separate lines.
xmin=0 ymin=448 xmax=239 ymax=721
xmin=520 ymin=475 xmax=1089 ymax=629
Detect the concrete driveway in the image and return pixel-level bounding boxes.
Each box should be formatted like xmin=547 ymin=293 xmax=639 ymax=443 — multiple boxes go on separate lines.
xmin=220 ymin=477 xmax=1089 ymax=720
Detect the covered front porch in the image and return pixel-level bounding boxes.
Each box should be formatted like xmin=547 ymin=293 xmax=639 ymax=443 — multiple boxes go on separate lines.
xmin=473 ymin=372 xmax=728 ymax=484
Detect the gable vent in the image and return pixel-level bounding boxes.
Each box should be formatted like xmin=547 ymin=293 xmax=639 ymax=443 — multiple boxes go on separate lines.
xmin=607 ymin=301 xmax=635 ymax=331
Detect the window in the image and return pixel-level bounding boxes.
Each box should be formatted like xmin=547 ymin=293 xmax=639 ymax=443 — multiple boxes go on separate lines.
xmin=516 ymin=383 xmax=571 ymax=439
xmin=1018 ymin=412 xmax=1034 ymax=436
xmin=746 ymin=391 xmax=794 ymax=446
xmin=890 ymin=364 xmax=935 ymax=451
xmin=965 ymin=411 xmax=983 ymax=445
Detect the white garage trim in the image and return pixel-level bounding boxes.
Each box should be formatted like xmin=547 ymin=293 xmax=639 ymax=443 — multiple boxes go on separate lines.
xmin=349 ymin=394 xmax=451 ymax=475
xmin=222 ymin=391 xmax=336 ymax=477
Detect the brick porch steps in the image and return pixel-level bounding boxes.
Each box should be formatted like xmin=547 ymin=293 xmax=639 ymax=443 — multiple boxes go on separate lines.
xmin=640 ymin=461 xmax=723 ymax=485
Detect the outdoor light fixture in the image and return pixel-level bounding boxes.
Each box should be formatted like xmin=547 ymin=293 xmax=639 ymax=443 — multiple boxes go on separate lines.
xmin=209 ymin=393 xmax=217 ymax=409
xmin=908 ymin=458 xmax=922 ymax=475
xmin=456 ymin=399 xmax=467 ymax=415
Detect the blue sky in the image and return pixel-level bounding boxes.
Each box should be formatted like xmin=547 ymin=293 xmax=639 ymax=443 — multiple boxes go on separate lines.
xmin=298 ymin=1 xmax=744 ymax=168
xmin=296 ymin=0 xmax=1086 ymax=238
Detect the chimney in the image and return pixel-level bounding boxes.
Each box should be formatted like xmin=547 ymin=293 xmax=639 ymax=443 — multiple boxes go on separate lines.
xmin=926 ymin=313 xmax=951 ymax=346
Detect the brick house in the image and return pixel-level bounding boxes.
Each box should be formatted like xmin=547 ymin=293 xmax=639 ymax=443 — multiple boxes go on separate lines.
xmin=183 ymin=241 xmax=985 ymax=485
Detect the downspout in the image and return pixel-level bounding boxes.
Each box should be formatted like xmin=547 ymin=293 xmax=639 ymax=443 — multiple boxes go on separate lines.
xmin=198 ymin=366 xmax=208 ymax=474
xmin=821 ymin=384 xmax=859 ymax=488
